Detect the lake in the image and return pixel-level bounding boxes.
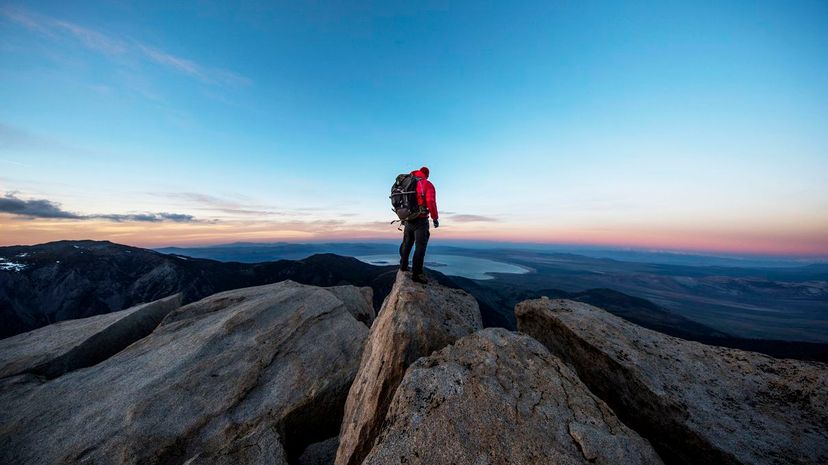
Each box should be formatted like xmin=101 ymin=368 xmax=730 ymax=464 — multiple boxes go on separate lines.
xmin=356 ymin=254 xmax=530 ymax=280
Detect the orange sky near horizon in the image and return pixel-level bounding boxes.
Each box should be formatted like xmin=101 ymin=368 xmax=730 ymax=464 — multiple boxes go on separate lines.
xmin=2 ymin=214 xmax=826 ymax=257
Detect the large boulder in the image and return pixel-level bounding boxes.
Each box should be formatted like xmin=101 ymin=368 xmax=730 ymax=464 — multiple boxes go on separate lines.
xmin=0 ymin=281 xmax=374 ymax=465
xmin=335 ymin=271 xmax=482 ymax=465
xmin=516 ymin=298 xmax=828 ymax=465
xmin=363 ymin=328 xmax=664 ymax=465
xmin=0 ymin=293 xmax=182 ymax=379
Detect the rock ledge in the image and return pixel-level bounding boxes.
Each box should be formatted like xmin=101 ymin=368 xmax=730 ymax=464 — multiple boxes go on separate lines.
xmin=516 ymin=297 xmax=828 ymax=465
xmin=335 ymin=271 xmax=482 ymax=465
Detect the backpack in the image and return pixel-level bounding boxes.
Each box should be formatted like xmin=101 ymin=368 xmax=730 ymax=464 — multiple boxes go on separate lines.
xmin=390 ymin=173 xmax=424 ymax=222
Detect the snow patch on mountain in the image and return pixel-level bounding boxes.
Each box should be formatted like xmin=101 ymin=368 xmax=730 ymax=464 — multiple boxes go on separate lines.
xmin=0 ymin=257 xmax=27 ymax=272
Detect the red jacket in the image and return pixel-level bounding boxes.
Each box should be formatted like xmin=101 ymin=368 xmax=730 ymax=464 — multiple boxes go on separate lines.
xmin=412 ymin=170 xmax=438 ymax=220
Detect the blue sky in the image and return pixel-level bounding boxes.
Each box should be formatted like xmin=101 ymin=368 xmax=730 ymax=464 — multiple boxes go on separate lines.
xmin=1 ymin=1 xmax=827 ymax=254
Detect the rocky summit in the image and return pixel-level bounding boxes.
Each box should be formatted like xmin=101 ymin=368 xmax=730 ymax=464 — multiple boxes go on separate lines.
xmin=335 ymin=271 xmax=483 ymax=465
xmin=516 ymin=297 xmax=828 ymax=465
xmin=362 ymin=328 xmax=664 ymax=465
xmin=0 ymin=281 xmax=374 ymax=465
xmin=0 ymin=293 xmax=182 ymax=380
xmin=1 ymin=270 xmax=825 ymax=465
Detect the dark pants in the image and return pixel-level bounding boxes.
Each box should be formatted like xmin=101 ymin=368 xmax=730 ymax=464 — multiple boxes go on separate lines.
xmin=399 ymin=217 xmax=430 ymax=276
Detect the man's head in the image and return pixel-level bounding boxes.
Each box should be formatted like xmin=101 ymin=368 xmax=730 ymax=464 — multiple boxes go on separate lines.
xmin=419 ymin=166 xmax=430 ymax=178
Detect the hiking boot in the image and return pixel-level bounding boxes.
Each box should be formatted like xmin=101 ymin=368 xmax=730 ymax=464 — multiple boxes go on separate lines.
xmin=400 ymin=265 xmax=409 ymax=272
xmin=412 ymin=274 xmax=428 ymax=284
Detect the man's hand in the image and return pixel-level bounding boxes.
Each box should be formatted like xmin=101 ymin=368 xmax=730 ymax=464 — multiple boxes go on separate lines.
xmin=433 ymin=219 xmax=439 ymax=228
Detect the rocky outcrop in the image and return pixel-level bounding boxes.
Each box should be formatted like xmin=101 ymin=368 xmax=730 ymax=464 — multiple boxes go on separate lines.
xmin=516 ymin=298 xmax=828 ymax=465
xmin=0 ymin=281 xmax=374 ymax=465
xmin=325 ymin=285 xmax=376 ymax=326
xmin=335 ymin=271 xmax=482 ymax=465
xmin=363 ymin=328 xmax=664 ymax=465
xmin=0 ymin=293 xmax=182 ymax=379
xmin=0 ymin=240 xmax=394 ymax=338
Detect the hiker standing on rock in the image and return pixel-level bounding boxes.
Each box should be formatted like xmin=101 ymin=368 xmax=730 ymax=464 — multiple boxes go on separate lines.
xmin=390 ymin=166 xmax=439 ymax=284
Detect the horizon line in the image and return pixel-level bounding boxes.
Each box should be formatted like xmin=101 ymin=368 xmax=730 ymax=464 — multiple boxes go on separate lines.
xmin=3 ymin=237 xmax=827 ymax=262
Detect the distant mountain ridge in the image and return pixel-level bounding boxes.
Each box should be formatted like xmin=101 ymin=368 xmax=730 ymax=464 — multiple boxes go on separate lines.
xmin=155 ymin=242 xmax=397 ymax=262
xmin=2 ymin=240 xmax=826 ymax=362
xmin=157 ymin=241 xmax=828 ymax=268
xmin=3 ymin=240 xmax=707 ymax=339
xmin=0 ymin=240 xmax=406 ymax=338
xmin=154 ymin=242 xmax=828 ymax=344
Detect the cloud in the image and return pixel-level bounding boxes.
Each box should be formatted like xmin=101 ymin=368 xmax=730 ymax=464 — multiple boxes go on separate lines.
xmin=138 ymin=44 xmax=200 ymax=76
xmin=94 ymin=212 xmax=197 ymax=223
xmin=448 ymin=214 xmax=499 ymax=223
xmin=0 ymin=192 xmax=199 ymax=223
xmin=153 ymin=192 xmax=343 ymax=218
xmin=1 ymin=5 xmax=250 ymax=87
xmin=153 ymin=192 xmax=278 ymax=216
xmin=0 ymin=192 xmax=81 ymax=219
xmin=52 ymin=18 xmax=127 ymax=55
xmin=0 ymin=4 xmax=48 ymax=34
xmin=0 ymin=158 xmax=29 ymax=167
xmin=137 ymin=45 xmax=251 ymax=87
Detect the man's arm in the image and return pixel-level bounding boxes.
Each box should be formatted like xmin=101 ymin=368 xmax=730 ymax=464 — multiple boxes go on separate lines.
xmin=425 ymin=181 xmax=438 ymax=221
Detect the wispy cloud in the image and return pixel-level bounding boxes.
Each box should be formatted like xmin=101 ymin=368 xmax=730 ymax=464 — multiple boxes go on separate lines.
xmin=153 ymin=192 xmax=279 ymax=216
xmin=0 ymin=122 xmax=104 ymax=159
xmin=52 ymin=18 xmax=127 ymax=55
xmin=0 ymin=5 xmax=250 ymax=87
xmin=448 ymin=214 xmax=499 ymax=223
xmin=0 ymin=4 xmax=49 ymax=34
xmin=0 ymin=158 xmax=29 ymax=167
xmin=0 ymin=123 xmax=55 ymax=150
xmin=137 ymin=45 xmax=251 ymax=86
xmin=94 ymin=212 xmax=198 ymax=223
xmin=152 ymin=192 xmax=346 ymax=218
xmin=0 ymin=192 xmax=199 ymax=223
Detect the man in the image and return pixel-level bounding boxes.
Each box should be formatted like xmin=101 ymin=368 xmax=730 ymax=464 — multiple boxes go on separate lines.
xmin=399 ymin=166 xmax=439 ymax=284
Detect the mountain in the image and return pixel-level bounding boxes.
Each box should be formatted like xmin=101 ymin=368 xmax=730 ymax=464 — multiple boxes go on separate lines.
xmin=336 ymin=271 xmax=483 ymax=465
xmin=3 ymin=240 xmax=827 ymax=362
xmin=0 ymin=240 xmax=456 ymax=339
xmin=454 ymin=274 xmax=828 ymax=362
xmin=150 ymin=242 xmax=828 ymax=344
xmin=517 ymin=298 xmax=828 ymax=465
xmin=0 ymin=281 xmax=375 ymax=464
xmin=465 ymin=248 xmax=828 ymax=343
xmin=0 ymin=240 xmax=670 ymax=339
xmin=154 ymin=242 xmax=396 ymax=262
xmin=4 ymin=273 xmax=823 ymax=464
xmin=0 ymin=241 xmax=389 ymax=338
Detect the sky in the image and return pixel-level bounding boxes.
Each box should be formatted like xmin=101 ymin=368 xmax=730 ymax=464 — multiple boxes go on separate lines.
xmin=1 ymin=1 xmax=827 ymax=256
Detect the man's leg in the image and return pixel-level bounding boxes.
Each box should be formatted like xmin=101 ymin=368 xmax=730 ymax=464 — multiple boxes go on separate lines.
xmin=412 ymin=218 xmax=430 ymax=279
xmin=399 ymin=221 xmax=415 ymax=271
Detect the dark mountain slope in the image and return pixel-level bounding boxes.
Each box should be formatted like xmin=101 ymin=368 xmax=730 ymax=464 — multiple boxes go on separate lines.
xmin=452 ymin=275 xmax=828 ymax=362
xmin=0 ymin=241 xmax=454 ymax=338
xmin=449 ymin=275 xmax=727 ymax=337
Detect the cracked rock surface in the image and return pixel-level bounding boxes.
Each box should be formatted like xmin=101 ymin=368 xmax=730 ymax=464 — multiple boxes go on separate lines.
xmin=0 ymin=281 xmax=373 ymax=465
xmin=335 ymin=271 xmax=482 ymax=465
xmin=516 ymin=298 xmax=828 ymax=465
xmin=362 ymin=328 xmax=664 ymax=465
xmin=0 ymin=293 xmax=182 ymax=379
